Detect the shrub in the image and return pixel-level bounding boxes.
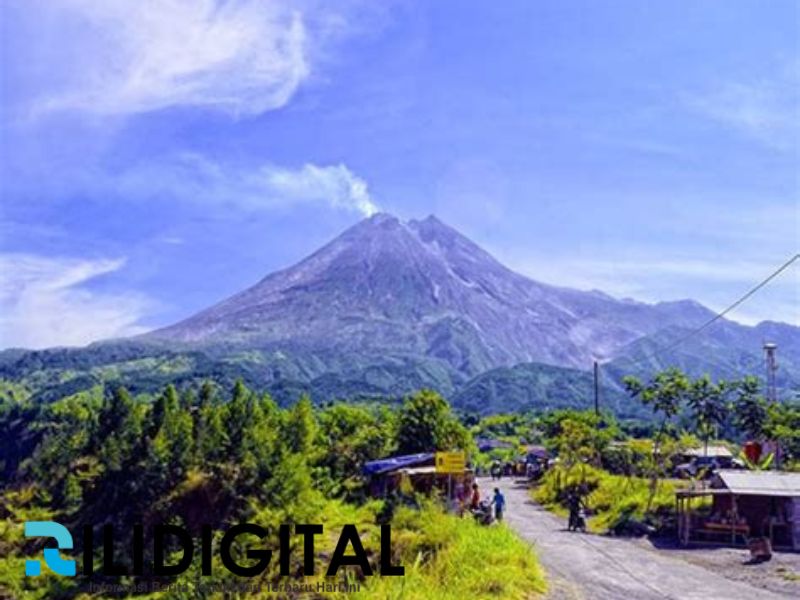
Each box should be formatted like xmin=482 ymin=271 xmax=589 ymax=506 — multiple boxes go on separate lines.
xmin=534 ymin=465 xmax=684 ymax=534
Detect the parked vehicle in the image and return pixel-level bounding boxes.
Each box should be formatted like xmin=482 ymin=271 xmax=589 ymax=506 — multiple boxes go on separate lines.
xmin=674 ymin=443 xmax=750 ymax=479
xmin=471 ymin=499 xmax=495 ymax=525
xmin=675 ymin=457 xmax=717 ymax=479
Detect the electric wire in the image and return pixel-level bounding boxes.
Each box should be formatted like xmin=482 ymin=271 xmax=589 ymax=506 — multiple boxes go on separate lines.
xmin=615 ymin=253 xmax=799 ymax=370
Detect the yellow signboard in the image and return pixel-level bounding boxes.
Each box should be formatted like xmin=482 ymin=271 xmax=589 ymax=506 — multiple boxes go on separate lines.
xmin=435 ymin=451 xmax=466 ymax=474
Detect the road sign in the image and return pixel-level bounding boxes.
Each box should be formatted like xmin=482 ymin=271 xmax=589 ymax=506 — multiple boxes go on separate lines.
xmin=435 ymin=451 xmax=466 ymax=474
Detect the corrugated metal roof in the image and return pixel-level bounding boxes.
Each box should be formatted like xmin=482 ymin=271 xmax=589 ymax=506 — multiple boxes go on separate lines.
xmin=715 ymin=470 xmax=800 ymax=496
xmin=363 ymin=453 xmax=434 ymax=476
xmin=684 ymin=445 xmax=733 ymax=458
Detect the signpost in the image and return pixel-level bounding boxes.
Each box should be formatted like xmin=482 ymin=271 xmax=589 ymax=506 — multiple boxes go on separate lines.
xmin=435 ymin=451 xmax=466 ymax=473
xmin=435 ymin=451 xmax=466 ymax=506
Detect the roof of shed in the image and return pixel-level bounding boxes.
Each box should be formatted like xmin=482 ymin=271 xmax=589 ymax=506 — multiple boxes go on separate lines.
xmin=713 ymin=470 xmax=800 ymax=497
xmin=363 ymin=453 xmax=434 ymax=476
xmin=684 ymin=445 xmax=733 ymax=458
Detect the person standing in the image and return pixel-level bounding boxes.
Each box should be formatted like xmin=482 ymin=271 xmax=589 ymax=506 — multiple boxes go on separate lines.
xmin=567 ymin=490 xmax=585 ymax=531
xmin=470 ymin=483 xmax=481 ymax=510
xmin=491 ymin=487 xmax=506 ymax=521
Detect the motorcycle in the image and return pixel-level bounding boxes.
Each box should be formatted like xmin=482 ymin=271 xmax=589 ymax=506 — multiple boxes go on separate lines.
xmin=568 ymin=508 xmax=587 ymax=532
xmin=471 ymin=500 xmax=495 ymax=526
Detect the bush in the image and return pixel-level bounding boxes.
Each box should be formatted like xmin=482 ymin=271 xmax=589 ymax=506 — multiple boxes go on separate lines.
xmin=534 ymin=465 xmax=683 ymax=535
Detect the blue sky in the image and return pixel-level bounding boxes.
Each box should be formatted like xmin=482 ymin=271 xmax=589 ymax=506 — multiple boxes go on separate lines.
xmin=0 ymin=0 xmax=798 ymax=348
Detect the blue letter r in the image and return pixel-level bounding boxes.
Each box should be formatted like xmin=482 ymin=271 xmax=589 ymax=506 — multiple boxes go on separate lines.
xmin=24 ymin=521 xmax=76 ymax=576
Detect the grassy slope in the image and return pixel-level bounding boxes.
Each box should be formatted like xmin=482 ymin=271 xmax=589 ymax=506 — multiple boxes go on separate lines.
xmin=360 ymin=502 xmax=547 ymax=600
xmin=1 ymin=492 xmax=546 ymax=600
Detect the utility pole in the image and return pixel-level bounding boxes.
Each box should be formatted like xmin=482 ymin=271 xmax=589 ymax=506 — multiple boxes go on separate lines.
xmin=764 ymin=342 xmax=778 ymax=403
xmin=764 ymin=342 xmax=779 ymax=468
xmin=593 ymin=360 xmax=600 ymax=416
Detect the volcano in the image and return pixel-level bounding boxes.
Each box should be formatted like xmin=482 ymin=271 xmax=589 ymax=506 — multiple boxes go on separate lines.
xmin=147 ymin=214 xmax=798 ymax=387
xmin=6 ymin=214 xmax=798 ymax=414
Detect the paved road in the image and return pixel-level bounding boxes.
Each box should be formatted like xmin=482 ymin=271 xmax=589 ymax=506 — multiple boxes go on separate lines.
xmin=484 ymin=477 xmax=790 ymax=600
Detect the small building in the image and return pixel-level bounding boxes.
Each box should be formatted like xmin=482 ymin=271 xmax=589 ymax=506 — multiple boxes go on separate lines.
xmin=674 ymin=445 xmax=740 ymax=479
xmin=677 ymin=470 xmax=800 ymax=550
xmin=363 ymin=453 xmax=472 ymax=499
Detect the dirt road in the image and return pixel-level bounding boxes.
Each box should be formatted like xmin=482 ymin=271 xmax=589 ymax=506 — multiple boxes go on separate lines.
xmin=485 ymin=477 xmax=791 ymax=600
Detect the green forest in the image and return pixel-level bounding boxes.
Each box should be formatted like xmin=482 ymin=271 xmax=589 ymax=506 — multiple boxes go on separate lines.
xmin=0 ymin=383 xmax=545 ymax=599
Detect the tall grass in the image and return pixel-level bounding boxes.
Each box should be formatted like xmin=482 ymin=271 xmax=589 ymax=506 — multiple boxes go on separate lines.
xmin=1 ymin=487 xmax=545 ymax=600
xmin=359 ymin=501 xmax=546 ymax=599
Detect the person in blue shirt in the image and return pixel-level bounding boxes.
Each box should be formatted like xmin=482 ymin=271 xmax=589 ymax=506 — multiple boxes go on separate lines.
xmin=491 ymin=488 xmax=506 ymax=521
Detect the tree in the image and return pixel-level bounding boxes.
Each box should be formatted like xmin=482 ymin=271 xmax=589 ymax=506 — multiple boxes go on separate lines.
xmin=198 ymin=380 xmax=218 ymax=408
xmin=733 ymin=376 xmax=769 ymax=441
xmin=179 ymin=387 xmax=196 ymax=411
xmin=316 ymin=404 xmax=396 ymax=497
xmin=396 ymin=390 xmax=470 ymax=454
xmin=150 ymin=390 xmax=194 ymax=482
xmin=284 ymin=395 xmax=317 ymax=456
xmin=624 ymin=368 xmax=692 ymax=513
xmin=196 ymin=401 xmax=228 ymax=464
xmin=148 ymin=384 xmax=180 ymax=437
xmin=193 ymin=380 xmax=226 ymax=464
xmin=98 ymin=387 xmax=144 ymax=471
xmin=225 ymin=380 xmax=254 ymax=454
xmin=540 ymin=410 xmax=619 ymax=452
xmin=555 ymin=419 xmax=596 ymax=467
xmin=624 ymin=368 xmax=690 ymax=425
xmin=686 ymin=375 xmax=728 ymax=456
xmin=764 ymin=401 xmax=800 ymax=466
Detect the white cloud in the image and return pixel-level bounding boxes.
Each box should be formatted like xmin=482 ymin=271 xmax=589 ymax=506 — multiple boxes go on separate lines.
xmin=115 ymin=155 xmax=379 ymax=217
xmin=0 ymin=254 xmax=152 ymax=349
xmin=682 ymin=64 xmax=799 ymax=150
xmin=30 ymin=0 xmax=311 ymax=117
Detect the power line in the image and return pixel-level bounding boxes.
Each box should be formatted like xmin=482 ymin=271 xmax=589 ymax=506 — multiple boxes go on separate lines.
xmin=616 ymin=252 xmax=800 ymax=370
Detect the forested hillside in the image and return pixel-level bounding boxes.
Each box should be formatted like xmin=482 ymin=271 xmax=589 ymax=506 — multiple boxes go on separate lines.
xmin=0 ymin=382 xmax=546 ymax=599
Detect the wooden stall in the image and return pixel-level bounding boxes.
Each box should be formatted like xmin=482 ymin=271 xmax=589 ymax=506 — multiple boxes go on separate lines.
xmin=677 ymin=470 xmax=800 ymax=550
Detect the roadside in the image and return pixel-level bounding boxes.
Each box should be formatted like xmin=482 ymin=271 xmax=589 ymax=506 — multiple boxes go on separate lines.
xmin=483 ymin=477 xmax=798 ymax=600
xmin=639 ymin=540 xmax=800 ymax=599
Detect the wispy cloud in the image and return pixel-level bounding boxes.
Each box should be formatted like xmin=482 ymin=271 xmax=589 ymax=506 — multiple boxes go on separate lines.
xmin=0 ymin=254 xmax=152 ymax=349
xmin=1 ymin=1 xmax=381 ymax=218
xmin=28 ymin=0 xmax=311 ymax=118
xmin=682 ymin=63 xmax=799 ymax=150
xmin=114 ymin=155 xmax=379 ymax=217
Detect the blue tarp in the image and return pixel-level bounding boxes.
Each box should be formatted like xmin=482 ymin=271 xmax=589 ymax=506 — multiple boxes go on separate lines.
xmin=363 ymin=453 xmax=434 ymax=476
